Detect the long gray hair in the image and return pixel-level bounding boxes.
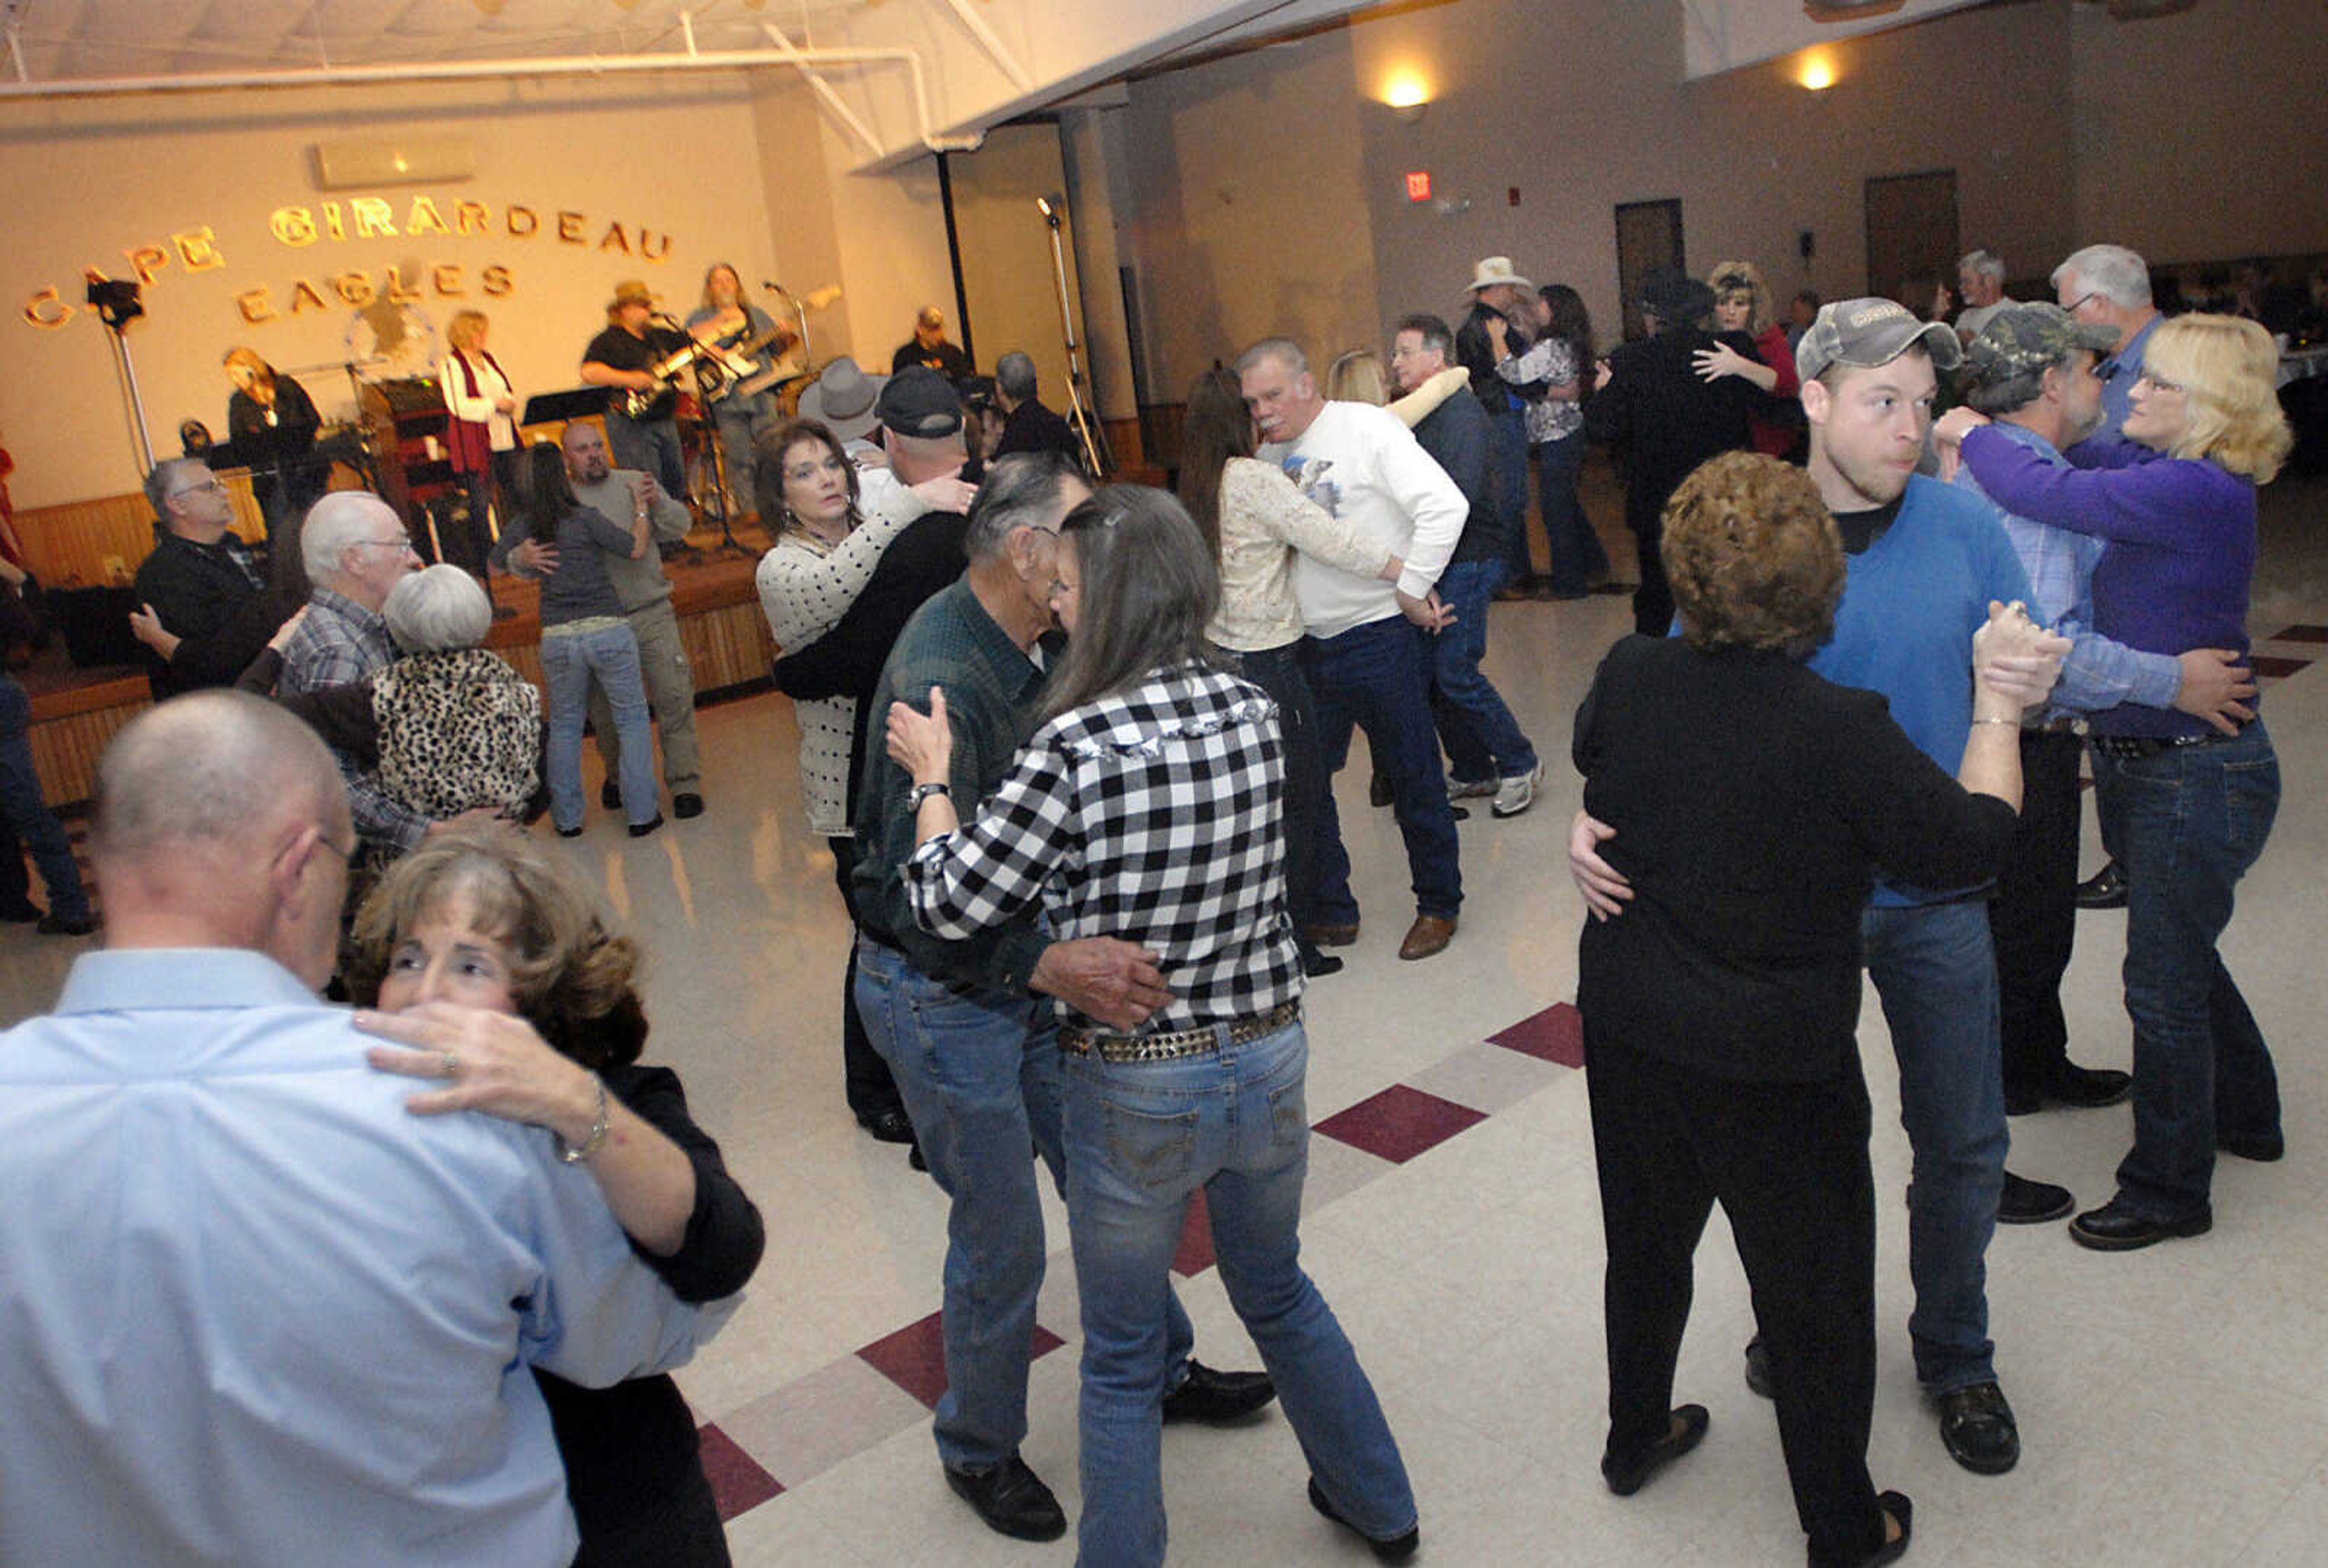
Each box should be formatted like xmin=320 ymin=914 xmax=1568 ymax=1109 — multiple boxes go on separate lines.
xmin=1040 ymin=485 xmax=1223 ymax=722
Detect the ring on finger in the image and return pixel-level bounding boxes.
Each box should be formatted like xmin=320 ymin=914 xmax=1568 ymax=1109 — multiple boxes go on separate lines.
xmin=442 ymin=1051 xmax=462 ymax=1078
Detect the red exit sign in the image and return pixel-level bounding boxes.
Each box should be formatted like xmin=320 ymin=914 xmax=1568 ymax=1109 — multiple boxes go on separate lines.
xmin=1404 ymin=170 xmax=1432 ymax=204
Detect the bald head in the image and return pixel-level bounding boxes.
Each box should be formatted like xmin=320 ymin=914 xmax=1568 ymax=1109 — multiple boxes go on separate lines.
xmin=93 ymin=692 xmax=354 ymax=987
xmin=302 ymin=492 xmax=416 ymax=610
xmin=95 ymin=691 xmax=345 ymax=867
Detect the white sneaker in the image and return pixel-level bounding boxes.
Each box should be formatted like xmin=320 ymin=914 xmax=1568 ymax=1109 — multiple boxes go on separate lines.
xmin=1448 ymin=778 xmax=1497 ymax=802
xmin=1491 ymin=760 xmax=1545 ymax=818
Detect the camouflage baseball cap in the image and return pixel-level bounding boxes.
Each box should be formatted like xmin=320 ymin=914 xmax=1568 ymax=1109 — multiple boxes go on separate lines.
xmin=1794 ymin=296 xmax=1962 ymax=383
xmin=1964 ymin=301 xmax=2121 ymax=385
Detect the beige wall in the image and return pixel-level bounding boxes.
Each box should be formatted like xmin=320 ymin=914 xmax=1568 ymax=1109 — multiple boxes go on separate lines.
xmin=1115 ymin=28 xmax=1383 ymax=402
xmin=2069 ymin=0 xmax=2328 ymax=266
xmin=1 ymin=76 xmax=781 ymax=510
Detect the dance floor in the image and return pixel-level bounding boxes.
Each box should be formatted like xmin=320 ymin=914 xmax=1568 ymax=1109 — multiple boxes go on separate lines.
xmin=4 ymin=462 xmax=2324 ymax=1566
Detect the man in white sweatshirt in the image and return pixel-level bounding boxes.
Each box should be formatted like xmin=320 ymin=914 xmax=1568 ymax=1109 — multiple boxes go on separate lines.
xmin=1237 ymin=336 xmax=1470 ymax=961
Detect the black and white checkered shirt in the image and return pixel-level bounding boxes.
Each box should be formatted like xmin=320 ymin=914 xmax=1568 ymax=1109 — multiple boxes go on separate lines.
xmin=903 ymin=661 xmax=1302 ymax=1033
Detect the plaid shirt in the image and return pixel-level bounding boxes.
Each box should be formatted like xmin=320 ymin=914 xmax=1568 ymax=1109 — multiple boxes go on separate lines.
xmin=278 ymin=587 xmax=430 ymax=854
xmin=903 ymin=661 xmax=1302 ymax=1033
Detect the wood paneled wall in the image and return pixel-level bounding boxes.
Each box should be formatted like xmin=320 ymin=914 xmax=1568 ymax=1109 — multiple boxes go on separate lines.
xmin=13 ymin=477 xmax=266 ymax=589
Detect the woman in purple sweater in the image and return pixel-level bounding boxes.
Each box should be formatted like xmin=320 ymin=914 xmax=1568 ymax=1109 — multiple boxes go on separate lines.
xmin=1939 ymin=314 xmax=2295 ymax=1251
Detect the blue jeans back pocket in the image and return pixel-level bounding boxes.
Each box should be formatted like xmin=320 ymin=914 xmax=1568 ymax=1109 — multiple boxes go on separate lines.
xmin=1102 ymin=1101 xmax=1199 ymax=1196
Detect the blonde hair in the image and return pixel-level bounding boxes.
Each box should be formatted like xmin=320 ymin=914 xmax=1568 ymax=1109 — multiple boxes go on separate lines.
xmin=1324 ymin=347 xmax=1388 ymax=406
xmin=446 ymin=310 xmax=489 ymax=352
xmin=1707 ymin=261 xmax=1773 ymax=335
xmin=221 ymin=345 xmax=273 ymax=391
xmin=346 ymin=828 xmax=649 ymax=1069
xmin=2141 ymin=314 xmax=2293 ymax=483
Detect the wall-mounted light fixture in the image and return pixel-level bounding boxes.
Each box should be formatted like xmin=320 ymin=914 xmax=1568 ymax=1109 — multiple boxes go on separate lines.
xmin=1383 ymin=68 xmax=1432 ymax=124
xmin=1797 ymin=48 xmax=1839 ymax=92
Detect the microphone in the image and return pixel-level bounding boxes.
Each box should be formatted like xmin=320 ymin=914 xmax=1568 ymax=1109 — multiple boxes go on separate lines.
xmin=1035 ymin=194 xmax=1062 ymax=227
xmin=761 ymin=280 xmax=789 ymax=294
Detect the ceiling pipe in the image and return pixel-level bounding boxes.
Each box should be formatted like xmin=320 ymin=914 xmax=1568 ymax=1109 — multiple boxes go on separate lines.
xmin=0 ymin=36 xmax=986 ymax=158
xmin=934 ymin=0 xmax=1034 ymax=93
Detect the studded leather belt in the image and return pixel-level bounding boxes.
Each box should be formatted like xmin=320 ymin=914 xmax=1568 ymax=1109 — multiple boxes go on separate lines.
xmin=1060 ymin=1001 xmax=1302 ymax=1063
xmin=2090 ymin=731 xmax=2237 ymax=759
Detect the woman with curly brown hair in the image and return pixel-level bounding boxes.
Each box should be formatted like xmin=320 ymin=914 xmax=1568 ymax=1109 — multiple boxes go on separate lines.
xmin=1573 ymin=452 xmax=2049 ymax=1568
xmin=349 ymin=829 xmax=764 ymax=1567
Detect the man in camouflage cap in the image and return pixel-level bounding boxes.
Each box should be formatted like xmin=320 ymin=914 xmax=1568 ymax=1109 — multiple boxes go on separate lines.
xmin=1942 ymin=304 xmax=2256 ymax=1123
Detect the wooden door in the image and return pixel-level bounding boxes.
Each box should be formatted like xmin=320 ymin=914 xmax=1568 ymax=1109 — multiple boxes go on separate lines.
xmin=1865 ymin=170 xmax=1959 ymax=313
xmin=1614 ymin=199 xmax=1685 ymax=343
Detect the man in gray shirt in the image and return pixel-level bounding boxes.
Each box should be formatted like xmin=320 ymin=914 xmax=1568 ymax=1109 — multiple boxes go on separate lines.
xmin=508 ymin=423 xmax=704 ymax=818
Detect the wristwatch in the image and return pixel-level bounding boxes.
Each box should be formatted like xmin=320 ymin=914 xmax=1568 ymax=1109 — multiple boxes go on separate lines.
xmin=907 ymin=781 xmax=951 ymax=811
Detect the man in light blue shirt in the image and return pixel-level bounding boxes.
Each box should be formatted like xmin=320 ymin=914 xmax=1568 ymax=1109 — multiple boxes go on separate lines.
xmin=0 ymin=692 xmax=732 ymax=1567
xmin=1949 ymin=302 xmax=2255 ymax=1119
xmin=2052 ymin=243 xmax=2164 ymax=448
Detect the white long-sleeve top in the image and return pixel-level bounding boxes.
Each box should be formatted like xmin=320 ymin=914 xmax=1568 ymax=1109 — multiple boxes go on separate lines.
xmin=1258 ymin=400 xmax=1466 ymax=640
xmin=439 ymin=352 xmax=520 ymax=452
xmin=1206 ymin=458 xmax=1391 ymax=653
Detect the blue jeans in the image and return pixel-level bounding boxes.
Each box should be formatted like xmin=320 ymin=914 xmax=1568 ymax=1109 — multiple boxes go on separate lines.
xmin=2093 ymin=724 xmax=2281 ymax=1218
xmin=1065 ymin=1021 xmax=1414 ymax=1567
xmin=1428 ymin=558 xmax=1537 ymax=787
xmin=1534 ymin=433 xmax=1607 ymax=595
xmin=606 ymin=410 xmax=689 ymax=505
xmin=855 ymin=937 xmax=1194 ymax=1472
xmin=1861 ymin=899 xmax=2004 ymax=1393
xmin=1299 ymin=617 xmax=1461 ymax=926
xmin=540 ymin=622 xmax=658 ymax=831
xmin=709 ymin=393 xmax=774 ymax=513
xmin=0 ymin=675 xmax=89 ymax=923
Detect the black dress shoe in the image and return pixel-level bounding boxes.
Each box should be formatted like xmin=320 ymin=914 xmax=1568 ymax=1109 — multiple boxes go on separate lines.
xmin=1307 ymin=1477 xmax=1419 ymax=1563
xmin=2075 ymin=859 xmax=2128 ymax=909
xmin=943 ymin=1454 xmax=1066 ymax=1541
xmin=627 ymin=814 xmax=666 ymax=839
xmin=1601 ymin=1404 xmax=1709 ymax=1496
xmin=857 ymin=1108 xmax=915 ymax=1145
xmin=2219 ymin=1130 xmax=2286 ymax=1162
xmin=1367 ymin=772 xmax=1394 ymax=809
xmin=1933 ymin=1381 xmax=2019 ymax=1475
xmin=1742 ymin=1334 xmax=1773 ymax=1400
xmin=2047 ymin=1061 xmax=2133 ymax=1107
xmin=673 ymin=792 xmax=705 ymax=819
xmin=1997 ymin=1170 xmax=2075 ymax=1224
xmin=1851 ymin=1491 xmax=1914 ymax=1568
xmin=1300 ymin=946 xmax=1346 ymax=979
xmin=1160 ymin=1359 xmax=1277 ymax=1424
xmin=2069 ymin=1195 xmax=2212 ymax=1252
xmin=35 ymin=913 xmax=99 ymax=937
xmin=600 ymin=779 xmax=623 ymax=812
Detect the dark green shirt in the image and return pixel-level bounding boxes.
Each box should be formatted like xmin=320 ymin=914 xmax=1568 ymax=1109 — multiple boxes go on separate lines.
xmin=852 ymin=577 xmax=1052 ymax=995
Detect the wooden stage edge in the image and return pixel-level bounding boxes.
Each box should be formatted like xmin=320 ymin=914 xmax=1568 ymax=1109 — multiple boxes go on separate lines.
xmin=24 ymin=522 xmax=784 ymax=814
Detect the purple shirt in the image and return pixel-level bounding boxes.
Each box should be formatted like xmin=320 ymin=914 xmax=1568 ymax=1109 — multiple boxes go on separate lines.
xmin=1958 ymin=425 xmax=2256 ymax=738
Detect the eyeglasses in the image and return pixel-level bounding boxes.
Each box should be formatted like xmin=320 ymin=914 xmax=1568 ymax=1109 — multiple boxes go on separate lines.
xmin=2133 ymin=372 xmax=2186 ymax=395
xmin=352 ymin=535 xmax=415 ymax=553
xmin=2059 ymin=290 xmax=2101 ymax=315
xmin=170 ymin=478 xmax=228 ymax=498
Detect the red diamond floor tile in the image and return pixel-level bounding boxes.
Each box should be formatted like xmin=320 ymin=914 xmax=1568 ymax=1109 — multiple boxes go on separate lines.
xmin=1172 ymin=1187 xmax=1214 ymax=1277
xmin=857 ymin=1309 xmax=1066 ymax=1409
xmin=1313 ymin=1083 xmax=1488 ymax=1165
xmin=2268 ymin=624 xmax=2328 ymax=642
xmin=697 ymin=1421 xmax=784 ymax=1521
xmin=2250 ymin=655 xmax=2312 ymax=679
xmin=1488 ymin=1002 xmax=1585 ymax=1069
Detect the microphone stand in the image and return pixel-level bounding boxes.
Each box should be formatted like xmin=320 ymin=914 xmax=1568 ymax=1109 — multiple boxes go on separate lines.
xmin=1037 ymin=198 xmax=1110 ymax=479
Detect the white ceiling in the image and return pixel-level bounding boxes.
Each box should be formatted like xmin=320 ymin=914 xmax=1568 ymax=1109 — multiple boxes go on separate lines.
xmin=1 ymin=1 xmax=2029 ymax=164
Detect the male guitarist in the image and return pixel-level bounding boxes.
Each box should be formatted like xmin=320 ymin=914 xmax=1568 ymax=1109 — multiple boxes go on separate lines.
xmin=580 ymin=279 xmax=692 ymax=503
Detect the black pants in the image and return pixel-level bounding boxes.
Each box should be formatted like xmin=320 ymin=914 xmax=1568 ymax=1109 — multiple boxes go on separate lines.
xmin=1629 ymin=523 xmax=1673 ymax=638
xmin=1226 ymin=640 xmax=1325 ymax=942
xmin=1585 ymin=1031 xmax=1885 ymax=1568
xmin=829 ymin=834 xmax=908 ymax=1123
xmin=1988 ymin=727 xmax=2082 ymax=1101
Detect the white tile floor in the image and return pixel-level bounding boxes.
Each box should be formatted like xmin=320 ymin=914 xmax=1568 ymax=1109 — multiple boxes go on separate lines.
xmin=4 ymin=466 xmax=2323 ymax=1565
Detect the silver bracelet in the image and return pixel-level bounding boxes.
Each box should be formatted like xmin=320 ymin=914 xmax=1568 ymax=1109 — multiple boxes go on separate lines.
xmin=1971 ymin=716 xmax=2021 ymax=727
xmin=557 ymin=1078 xmax=610 ymax=1164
